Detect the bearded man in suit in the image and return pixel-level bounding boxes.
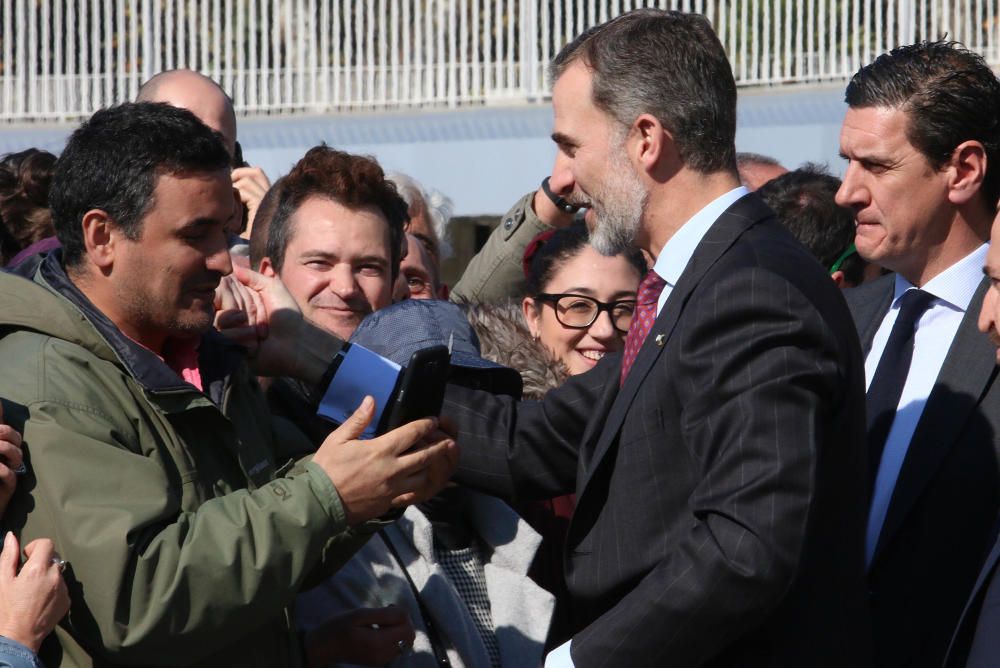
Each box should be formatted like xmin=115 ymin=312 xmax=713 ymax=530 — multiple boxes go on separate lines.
xmin=439 ymin=8 xmax=872 ymax=667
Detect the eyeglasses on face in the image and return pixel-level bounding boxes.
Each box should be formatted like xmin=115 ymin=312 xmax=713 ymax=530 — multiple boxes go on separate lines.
xmin=534 ymin=293 xmax=637 ymax=334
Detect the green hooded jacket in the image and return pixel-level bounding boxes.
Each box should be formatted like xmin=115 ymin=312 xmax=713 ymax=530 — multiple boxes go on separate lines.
xmin=0 ymin=253 xmax=372 ymax=667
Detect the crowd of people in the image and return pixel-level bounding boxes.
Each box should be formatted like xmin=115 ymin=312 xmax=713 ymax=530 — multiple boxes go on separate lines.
xmin=2 ymin=7 xmax=1000 ymax=668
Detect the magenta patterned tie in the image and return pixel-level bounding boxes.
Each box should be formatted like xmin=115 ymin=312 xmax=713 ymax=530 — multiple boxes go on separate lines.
xmin=620 ymin=270 xmax=667 ymax=386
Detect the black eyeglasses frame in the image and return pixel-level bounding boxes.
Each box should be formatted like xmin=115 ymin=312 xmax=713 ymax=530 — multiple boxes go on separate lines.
xmin=534 ymin=292 xmax=637 ymax=334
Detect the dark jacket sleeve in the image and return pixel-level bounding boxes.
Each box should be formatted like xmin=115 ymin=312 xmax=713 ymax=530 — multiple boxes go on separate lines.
xmin=443 ymin=354 xmax=616 ymax=503
xmin=570 ymin=264 xmax=852 ymax=666
xmin=14 ymin=398 xmax=348 ymax=666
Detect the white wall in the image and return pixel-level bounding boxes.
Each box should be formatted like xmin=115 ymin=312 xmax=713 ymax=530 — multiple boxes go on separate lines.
xmin=0 ymin=83 xmax=849 ymax=216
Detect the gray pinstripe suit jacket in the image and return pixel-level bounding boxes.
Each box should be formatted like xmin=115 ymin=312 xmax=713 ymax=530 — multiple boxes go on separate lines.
xmin=444 ymin=193 xmax=873 ymax=667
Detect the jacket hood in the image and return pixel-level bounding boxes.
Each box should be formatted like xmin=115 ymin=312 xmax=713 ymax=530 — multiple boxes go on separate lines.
xmin=0 ymin=251 xmax=245 ymax=396
xmin=457 ymin=299 xmax=569 ymax=400
xmin=0 ymin=253 xmax=111 ymax=361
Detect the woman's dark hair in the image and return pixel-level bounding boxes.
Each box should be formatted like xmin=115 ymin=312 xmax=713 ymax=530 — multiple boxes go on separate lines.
xmin=0 ymin=148 xmax=57 ymax=264
xmin=523 ymin=221 xmax=646 ymax=296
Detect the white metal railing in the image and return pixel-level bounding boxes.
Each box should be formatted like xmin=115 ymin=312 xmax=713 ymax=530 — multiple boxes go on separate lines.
xmin=2 ymin=1 xmax=1000 ymax=123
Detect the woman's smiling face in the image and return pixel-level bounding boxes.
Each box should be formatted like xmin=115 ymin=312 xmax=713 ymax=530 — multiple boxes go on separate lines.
xmin=523 ymin=244 xmax=642 ymax=375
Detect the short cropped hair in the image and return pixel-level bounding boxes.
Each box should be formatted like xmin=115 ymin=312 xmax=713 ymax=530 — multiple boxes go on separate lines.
xmin=249 ymin=176 xmax=286 ymax=269
xmin=845 ymin=40 xmax=1000 ymax=207
xmin=757 ymin=164 xmax=865 ymax=285
xmin=736 ymin=152 xmax=783 ymax=169
xmin=550 ymin=8 xmax=737 ymax=174
xmin=264 ymin=146 xmax=408 ymax=279
xmin=50 ymin=102 xmax=231 ymax=267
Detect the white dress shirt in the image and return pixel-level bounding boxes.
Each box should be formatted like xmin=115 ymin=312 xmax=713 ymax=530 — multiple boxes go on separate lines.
xmin=864 ymin=244 xmax=988 ymax=567
xmin=654 ymin=186 xmax=750 ymax=316
xmin=543 ymin=185 xmax=749 ymax=668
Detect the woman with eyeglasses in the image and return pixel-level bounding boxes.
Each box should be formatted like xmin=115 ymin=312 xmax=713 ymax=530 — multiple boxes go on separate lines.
xmin=521 ymin=222 xmax=647 ymax=377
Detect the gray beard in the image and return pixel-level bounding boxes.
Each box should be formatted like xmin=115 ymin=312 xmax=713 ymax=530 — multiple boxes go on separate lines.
xmin=589 ymin=166 xmax=647 ymax=257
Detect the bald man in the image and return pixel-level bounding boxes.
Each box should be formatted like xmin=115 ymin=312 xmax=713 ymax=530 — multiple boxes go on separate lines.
xmin=735 ymin=152 xmax=788 ymax=191
xmin=137 ymin=69 xmax=270 ymax=236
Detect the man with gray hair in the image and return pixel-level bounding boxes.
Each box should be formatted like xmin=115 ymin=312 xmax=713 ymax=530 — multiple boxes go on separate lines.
xmin=385 ymin=172 xmax=454 ymax=271
xmin=735 ymin=151 xmax=788 ymax=190
xmin=438 ymin=8 xmax=870 ymax=667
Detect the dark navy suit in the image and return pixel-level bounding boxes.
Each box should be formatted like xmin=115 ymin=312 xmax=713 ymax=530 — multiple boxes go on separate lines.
xmin=444 ymin=194 xmax=873 ymax=667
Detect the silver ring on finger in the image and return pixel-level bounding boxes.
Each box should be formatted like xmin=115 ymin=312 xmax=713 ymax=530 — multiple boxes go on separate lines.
xmin=50 ymin=557 xmax=67 ymax=573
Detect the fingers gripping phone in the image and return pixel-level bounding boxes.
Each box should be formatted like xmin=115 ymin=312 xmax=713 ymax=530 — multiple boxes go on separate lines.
xmin=380 ymin=345 xmax=451 ymax=433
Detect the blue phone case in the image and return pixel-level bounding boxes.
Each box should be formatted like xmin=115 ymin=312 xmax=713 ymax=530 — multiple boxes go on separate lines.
xmin=317 ymin=344 xmax=402 ymax=439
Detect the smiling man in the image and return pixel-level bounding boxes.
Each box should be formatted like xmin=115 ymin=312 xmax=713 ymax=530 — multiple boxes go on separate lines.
xmin=835 ymin=41 xmax=1000 ymax=668
xmin=439 ymin=8 xmax=871 ymax=667
xmin=0 ymin=103 xmax=456 ymax=668
xmin=258 ymin=146 xmax=405 ymax=340
xmin=255 ymin=146 xmax=408 ymax=450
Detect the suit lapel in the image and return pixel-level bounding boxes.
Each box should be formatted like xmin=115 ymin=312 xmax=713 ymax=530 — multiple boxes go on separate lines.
xmin=873 ymin=278 xmax=998 ymax=563
xmin=577 ymin=194 xmax=774 ymax=497
xmin=847 ymin=274 xmax=895 ymax=355
xmin=576 ymin=361 xmax=627 ymax=476
xmin=948 ymin=530 xmax=1000 ymax=661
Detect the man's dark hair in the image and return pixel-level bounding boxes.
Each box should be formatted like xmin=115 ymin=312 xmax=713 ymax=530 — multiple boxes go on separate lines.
xmin=845 ymin=40 xmax=1000 ymax=207
xmin=524 ymin=221 xmax=647 ymax=297
xmin=757 ymin=164 xmax=866 ymax=285
xmin=249 ymin=176 xmax=286 ymax=270
xmin=550 ymin=8 xmax=737 ymax=174
xmin=264 ymin=146 xmax=407 ymax=280
xmin=50 ymin=102 xmax=231 ymax=268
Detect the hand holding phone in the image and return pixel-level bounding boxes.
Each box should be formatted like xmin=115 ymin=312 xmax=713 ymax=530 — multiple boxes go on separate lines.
xmin=381 ymin=345 xmax=451 ymax=432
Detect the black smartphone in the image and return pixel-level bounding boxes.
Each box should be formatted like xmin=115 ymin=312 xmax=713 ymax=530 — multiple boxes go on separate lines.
xmin=231 ymin=141 xmax=250 ymax=233
xmin=380 ymin=345 xmax=451 ymax=432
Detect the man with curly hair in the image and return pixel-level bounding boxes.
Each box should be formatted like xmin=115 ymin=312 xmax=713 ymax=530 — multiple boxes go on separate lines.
xmin=255 ymin=146 xmax=406 ymax=341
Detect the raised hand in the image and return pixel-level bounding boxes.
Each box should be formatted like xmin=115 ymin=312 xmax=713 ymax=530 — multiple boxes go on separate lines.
xmin=312 ymin=397 xmax=458 ymax=526
xmin=0 ymin=533 xmax=71 ymax=653
xmin=0 ymin=402 xmax=23 ymax=518
xmin=231 ymin=166 xmax=271 ymax=237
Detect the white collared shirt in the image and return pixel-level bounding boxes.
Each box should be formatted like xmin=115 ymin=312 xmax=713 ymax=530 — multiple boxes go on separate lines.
xmin=864 ymin=244 xmax=988 ymax=566
xmin=653 ymin=186 xmax=750 ymax=316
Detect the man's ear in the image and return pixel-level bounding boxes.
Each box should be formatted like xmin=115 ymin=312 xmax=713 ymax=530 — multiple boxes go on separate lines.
xmin=947 ymin=140 xmax=987 ymax=206
xmin=522 ymin=296 xmax=541 ymax=339
xmin=632 ymin=113 xmax=678 ymax=181
xmin=258 ymin=256 xmax=277 ymax=278
xmin=80 ymin=209 xmax=117 ymax=270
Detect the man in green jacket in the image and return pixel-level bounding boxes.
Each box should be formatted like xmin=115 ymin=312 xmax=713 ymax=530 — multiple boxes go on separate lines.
xmin=449 ymin=182 xmax=579 ymax=304
xmin=0 ymin=102 xmax=456 ymax=668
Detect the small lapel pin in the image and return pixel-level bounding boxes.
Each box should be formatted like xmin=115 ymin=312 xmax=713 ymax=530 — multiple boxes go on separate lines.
xmin=655 ymin=334 xmax=666 ymax=347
